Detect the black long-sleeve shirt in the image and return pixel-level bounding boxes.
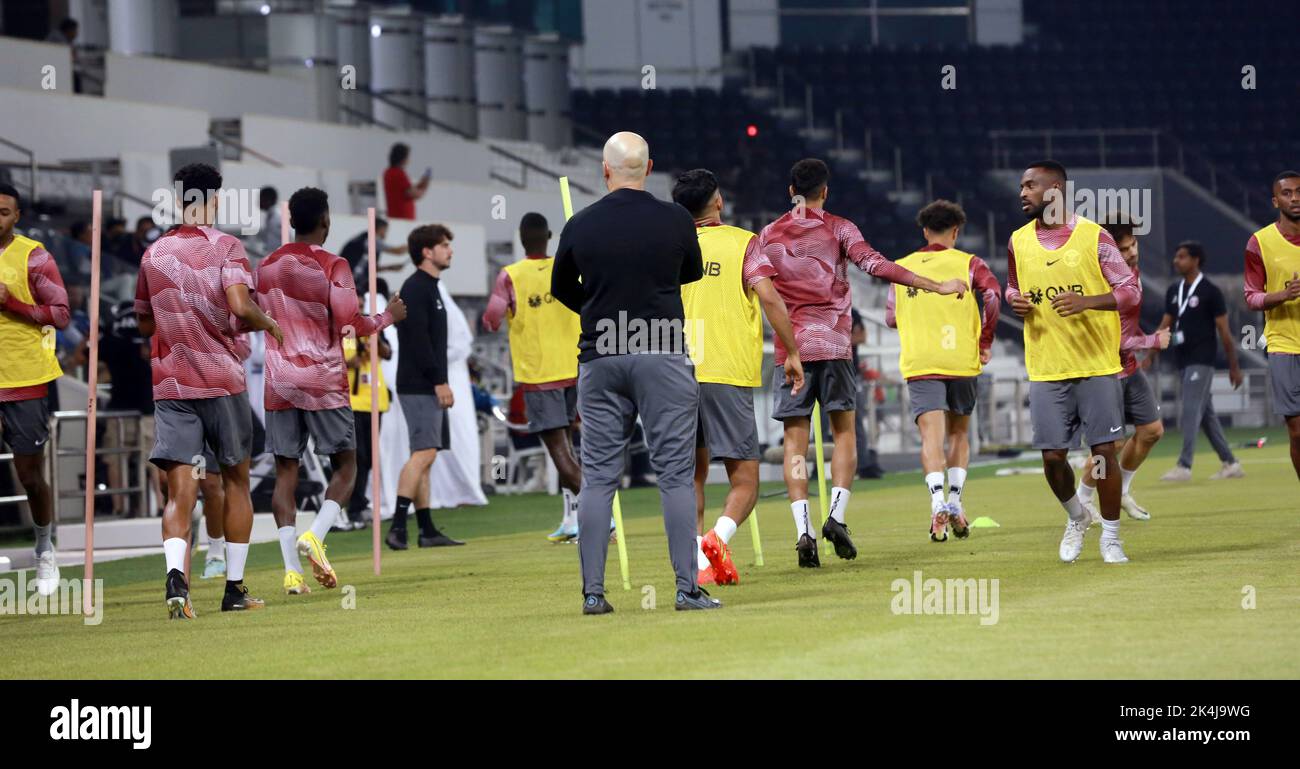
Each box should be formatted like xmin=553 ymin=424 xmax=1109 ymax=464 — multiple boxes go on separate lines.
xmin=551 ymin=187 xmax=704 ymax=362
xmin=395 ymin=270 xmax=448 ymax=393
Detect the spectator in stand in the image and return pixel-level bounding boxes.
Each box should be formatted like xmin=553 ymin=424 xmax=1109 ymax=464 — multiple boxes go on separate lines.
xmin=254 ymin=187 xmax=280 ymax=261
xmin=340 ymin=217 xmax=406 ymax=285
xmin=100 ymin=299 xmax=156 ymax=516
xmin=382 ymin=143 xmax=430 ymax=220
xmin=130 ymin=216 xmax=159 ymax=265
xmin=65 ymin=220 xmax=92 ymax=277
xmin=45 ymin=18 xmax=82 ymax=93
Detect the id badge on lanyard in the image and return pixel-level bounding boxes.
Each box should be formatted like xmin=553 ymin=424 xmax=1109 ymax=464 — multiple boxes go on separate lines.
xmin=1172 ymin=274 xmax=1203 ymax=346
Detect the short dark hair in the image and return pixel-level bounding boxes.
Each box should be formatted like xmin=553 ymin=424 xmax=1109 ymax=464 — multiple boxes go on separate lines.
xmin=672 ymin=169 xmax=720 ymax=218
xmin=519 ymin=212 xmax=549 ymax=253
xmin=916 ymin=199 xmax=966 ymax=233
xmin=1102 ymin=211 xmax=1136 ymax=244
xmin=389 ymin=143 xmax=410 ymax=167
xmin=1273 ymin=170 xmax=1300 ymax=190
xmin=0 ymin=182 xmax=22 ymax=211
xmin=408 ymin=223 xmax=453 ymax=266
xmin=1026 ymin=159 xmax=1068 ymax=183
xmin=59 ymin=18 xmax=78 ymax=33
xmin=288 ymin=187 xmax=329 ymax=234
xmin=375 ymin=217 xmax=389 ymax=231
xmin=259 ymin=186 xmax=278 ymax=209
xmin=1176 ymin=239 xmax=1206 ymax=267
xmin=135 ymin=215 xmax=153 ymax=230
xmin=173 ymin=163 xmax=222 ymax=206
xmin=790 ymin=158 xmax=830 ymax=199
xmin=70 ymin=221 xmax=89 ymax=239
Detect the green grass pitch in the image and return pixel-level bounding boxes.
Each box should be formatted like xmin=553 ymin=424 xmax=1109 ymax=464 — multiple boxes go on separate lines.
xmin=4 ymin=426 xmax=1297 ymax=679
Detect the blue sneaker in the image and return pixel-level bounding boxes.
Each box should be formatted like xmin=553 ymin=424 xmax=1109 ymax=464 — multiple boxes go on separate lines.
xmin=547 ymin=523 xmax=578 ymax=543
xmin=201 ymin=557 xmax=225 ymax=579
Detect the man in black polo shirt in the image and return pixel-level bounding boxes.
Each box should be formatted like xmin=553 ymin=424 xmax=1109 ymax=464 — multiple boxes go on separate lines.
xmin=552 ymin=131 xmax=719 ymax=615
xmin=1157 ymin=240 xmax=1245 ymax=481
xmin=386 ymin=224 xmax=464 ymax=550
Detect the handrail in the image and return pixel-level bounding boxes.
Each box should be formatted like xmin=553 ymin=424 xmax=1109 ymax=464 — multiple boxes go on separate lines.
xmin=207 ymin=130 xmax=283 ymax=168
xmin=0 ymin=135 xmax=38 ymax=203
xmin=364 ymin=88 xmax=476 ymax=140
xmin=340 ymin=104 xmax=398 ymax=132
xmin=486 ymin=144 xmax=595 ymax=195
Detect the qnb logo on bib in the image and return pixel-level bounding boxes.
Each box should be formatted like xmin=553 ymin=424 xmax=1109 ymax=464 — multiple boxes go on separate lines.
xmin=1027 ymin=284 xmax=1084 ymax=305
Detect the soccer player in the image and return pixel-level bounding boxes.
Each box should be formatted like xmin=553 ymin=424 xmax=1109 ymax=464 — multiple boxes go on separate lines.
xmin=671 ymin=169 xmax=803 ymax=585
xmin=1244 ymin=170 xmax=1300 ymax=482
xmin=884 ymin=200 xmax=1000 ymax=541
xmin=759 ymin=159 xmax=967 ymax=568
xmin=136 ymin=163 xmax=284 ymax=617
xmin=1077 ymin=216 xmax=1169 ymax=521
xmin=483 ymin=212 xmax=584 ymax=542
xmin=256 ymin=187 xmax=404 ymax=594
xmin=387 ymin=224 xmax=464 ymax=550
xmin=1005 ymin=161 xmax=1139 ymax=564
xmin=0 ymin=182 xmax=70 ymax=597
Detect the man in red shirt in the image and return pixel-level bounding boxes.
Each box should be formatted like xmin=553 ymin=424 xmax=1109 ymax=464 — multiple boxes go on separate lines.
xmin=0 ymin=182 xmax=70 ymax=597
xmin=759 ymin=159 xmax=967 ymax=567
xmin=382 ymin=143 xmax=429 ymax=220
xmin=256 ymin=187 xmax=403 ymax=595
xmin=136 ymin=163 xmax=283 ymax=619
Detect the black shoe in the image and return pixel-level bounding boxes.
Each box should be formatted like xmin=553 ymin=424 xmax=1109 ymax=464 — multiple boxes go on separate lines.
xmin=220 ymin=581 xmax=265 ymax=612
xmin=675 ymin=587 xmax=722 ymax=611
xmin=822 ymin=517 xmax=858 ymax=560
xmin=796 ymin=533 xmax=820 ymax=568
xmin=165 ymin=568 xmax=195 ymax=620
xmin=583 ymin=594 xmax=614 ymax=615
xmin=418 ymin=528 xmax=465 ymax=547
xmin=385 ymin=526 xmax=408 ymax=551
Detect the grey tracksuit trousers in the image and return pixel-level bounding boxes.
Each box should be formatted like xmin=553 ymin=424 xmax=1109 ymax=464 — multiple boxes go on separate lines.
xmin=1177 ymin=364 xmax=1237 ymax=468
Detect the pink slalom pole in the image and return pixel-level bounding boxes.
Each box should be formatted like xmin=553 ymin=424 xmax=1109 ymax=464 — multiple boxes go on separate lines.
xmin=82 ymin=190 xmax=102 ymax=615
xmin=368 ymin=208 xmax=382 ymax=575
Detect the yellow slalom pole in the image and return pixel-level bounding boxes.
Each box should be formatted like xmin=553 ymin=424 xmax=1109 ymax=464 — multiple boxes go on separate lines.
xmin=561 ymin=177 xmax=630 ymax=591
xmin=811 ymin=400 xmax=829 ymax=530
xmin=748 ymin=509 xmax=764 ymax=567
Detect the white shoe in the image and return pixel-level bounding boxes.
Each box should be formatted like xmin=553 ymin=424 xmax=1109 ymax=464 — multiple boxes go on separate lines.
xmin=1121 ymin=493 xmax=1150 ymax=520
xmin=1209 ymin=461 xmax=1244 ymax=480
xmin=1100 ymin=538 xmax=1130 ymax=564
xmin=1160 ymin=465 xmax=1192 ymax=482
xmin=35 ymin=550 xmax=60 ymax=596
xmin=1059 ymin=518 xmax=1088 ymax=563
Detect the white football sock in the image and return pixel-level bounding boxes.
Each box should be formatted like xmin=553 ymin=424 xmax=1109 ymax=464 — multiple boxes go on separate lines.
xmin=828 ymin=486 xmax=850 ymax=524
xmin=1062 ymin=495 xmax=1088 ymax=523
xmin=561 ymin=488 xmax=577 ymax=527
xmin=207 ymin=535 xmax=225 ymax=561
xmin=1077 ymin=481 xmax=1095 ymax=505
xmin=1100 ymin=518 xmax=1120 ymax=544
xmin=1121 ymin=467 xmax=1137 ymax=496
xmin=278 ymin=526 xmax=301 ymax=574
xmin=946 ymin=467 xmax=966 ymax=505
xmin=33 ymin=523 xmax=53 ymax=555
xmin=696 ymin=535 xmax=710 ymax=570
xmin=791 ymin=499 xmax=812 ymax=540
xmin=925 ymin=472 xmax=946 ymax=513
xmin=713 ymin=515 xmax=737 ymax=545
xmin=311 ymin=500 xmax=340 ymax=541
xmin=163 ymin=537 xmax=188 ymax=574
xmin=226 ymin=542 xmax=250 ymax=582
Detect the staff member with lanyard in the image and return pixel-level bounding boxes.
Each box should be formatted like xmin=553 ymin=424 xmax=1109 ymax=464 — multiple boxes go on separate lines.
xmin=552 ymin=131 xmax=720 ymax=615
xmin=1158 ymin=240 xmax=1245 ymax=481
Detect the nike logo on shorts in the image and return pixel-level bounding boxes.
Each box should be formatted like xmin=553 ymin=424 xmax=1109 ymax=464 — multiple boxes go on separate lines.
xmin=1110 ymin=426 xmax=1122 ymax=433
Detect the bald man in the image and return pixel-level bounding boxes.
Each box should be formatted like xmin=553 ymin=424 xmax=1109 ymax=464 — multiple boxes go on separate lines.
xmin=552 ymin=132 xmax=720 ymax=614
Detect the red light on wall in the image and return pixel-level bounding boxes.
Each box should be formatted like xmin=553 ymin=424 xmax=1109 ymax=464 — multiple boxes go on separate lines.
xmin=746 ymin=124 xmax=758 ymax=137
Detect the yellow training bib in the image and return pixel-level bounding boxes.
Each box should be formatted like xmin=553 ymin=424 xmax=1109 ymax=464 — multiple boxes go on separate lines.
xmin=0 ymin=235 xmax=63 ymax=389
xmin=343 ymin=336 xmax=388 ymax=412
xmin=503 ymin=258 xmax=581 ymax=384
xmin=893 ymin=248 xmax=981 ymax=379
xmin=1011 ymin=217 xmax=1121 ymax=381
xmin=1254 ymin=223 xmax=1300 ymax=355
xmin=680 ymin=224 xmax=764 ymax=387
